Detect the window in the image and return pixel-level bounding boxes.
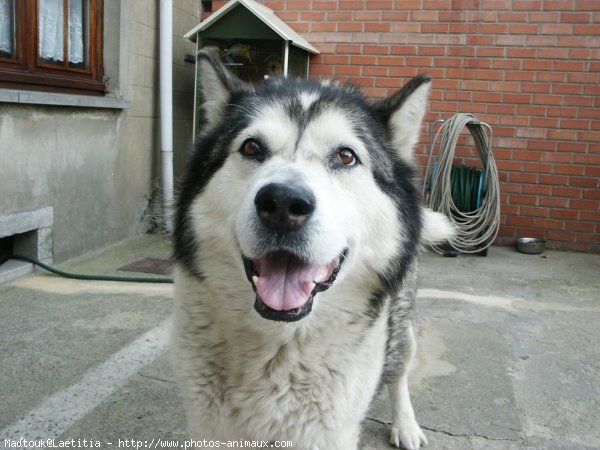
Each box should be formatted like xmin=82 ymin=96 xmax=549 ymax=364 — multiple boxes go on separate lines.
xmin=0 ymin=0 xmax=104 ymax=95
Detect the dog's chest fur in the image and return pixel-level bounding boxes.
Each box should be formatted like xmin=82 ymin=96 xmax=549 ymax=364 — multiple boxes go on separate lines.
xmin=173 ymin=272 xmax=389 ymax=448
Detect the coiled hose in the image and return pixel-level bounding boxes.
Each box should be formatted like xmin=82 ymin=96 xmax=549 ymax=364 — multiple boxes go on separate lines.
xmin=424 ymin=113 xmax=500 ymax=254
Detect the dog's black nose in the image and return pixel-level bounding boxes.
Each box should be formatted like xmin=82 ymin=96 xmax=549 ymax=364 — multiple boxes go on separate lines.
xmin=255 ymin=183 xmax=316 ymax=232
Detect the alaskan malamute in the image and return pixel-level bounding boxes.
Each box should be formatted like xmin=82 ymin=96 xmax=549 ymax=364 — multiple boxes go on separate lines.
xmin=172 ymin=51 xmax=452 ymax=450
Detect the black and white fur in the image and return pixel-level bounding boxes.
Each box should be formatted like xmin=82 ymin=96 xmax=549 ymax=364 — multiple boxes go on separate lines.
xmin=171 ymin=51 xmax=452 ymax=450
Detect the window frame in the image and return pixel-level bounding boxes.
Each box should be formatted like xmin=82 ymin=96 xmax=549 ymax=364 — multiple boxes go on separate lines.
xmin=0 ymin=0 xmax=105 ymax=96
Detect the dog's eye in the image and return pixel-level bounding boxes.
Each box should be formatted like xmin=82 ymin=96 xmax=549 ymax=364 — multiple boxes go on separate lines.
xmin=240 ymin=139 xmax=262 ymax=158
xmin=336 ymin=147 xmax=359 ymax=166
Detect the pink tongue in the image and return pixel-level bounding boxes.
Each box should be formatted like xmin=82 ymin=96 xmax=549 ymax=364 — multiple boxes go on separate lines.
xmin=255 ymin=252 xmax=319 ymax=311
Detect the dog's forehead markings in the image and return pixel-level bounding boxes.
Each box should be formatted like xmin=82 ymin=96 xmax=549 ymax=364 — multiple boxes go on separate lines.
xmin=299 ymin=107 xmax=365 ymax=159
xmin=298 ymin=91 xmax=320 ymax=111
xmin=249 ymin=103 xmax=298 ymax=152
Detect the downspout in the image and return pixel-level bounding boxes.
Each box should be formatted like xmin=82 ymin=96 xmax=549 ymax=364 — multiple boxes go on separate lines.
xmin=159 ymin=0 xmax=174 ymax=232
xmin=283 ymin=40 xmax=289 ymax=77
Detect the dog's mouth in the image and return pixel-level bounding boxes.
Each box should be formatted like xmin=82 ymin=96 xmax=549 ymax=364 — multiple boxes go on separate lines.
xmin=242 ymin=249 xmax=348 ymax=322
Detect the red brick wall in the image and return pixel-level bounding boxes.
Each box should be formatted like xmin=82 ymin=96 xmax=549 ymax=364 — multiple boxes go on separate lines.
xmin=207 ymin=0 xmax=600 ymax=252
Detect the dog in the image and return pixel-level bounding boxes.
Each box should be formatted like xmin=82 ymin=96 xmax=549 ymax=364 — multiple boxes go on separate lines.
xmin=171 ymin=51 xmax=453 ymax=450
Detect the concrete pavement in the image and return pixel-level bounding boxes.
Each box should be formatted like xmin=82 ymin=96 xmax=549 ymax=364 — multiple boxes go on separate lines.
xmin=1 ymin=234 xmax=599 ymax=449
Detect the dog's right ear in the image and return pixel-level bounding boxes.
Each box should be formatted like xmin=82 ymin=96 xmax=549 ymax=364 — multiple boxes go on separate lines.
xmin=198 ymin=50 xmax=251 ymax=128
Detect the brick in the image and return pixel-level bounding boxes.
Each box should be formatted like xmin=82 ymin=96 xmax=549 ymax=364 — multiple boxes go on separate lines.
xmin=366 ymin=0 xmax=394 ymax=8
xmin=547 ymin=130 xmax=578 ymax=141
xmin=541 ymin=24 xmax=573 ymax=35
xmin=504 ymin=71 xmax=544 ymax=81
xmin=567 ymin=73 xmax=599 ymax=84
xmin=560 ymin=119 xmax=591 ymax=130
xmin=338 ymin=0 xmax=366 ymax=9
xmin=533 ymin=94 xmax=563 ymax=106
xmin=554 ymin=60 xmax=586 ymax=71
xmin=521 ymin=82 xmax=550 ymax=93
xmin=469 ymin=11 xmax=498 ymax=21
xmin=326 ymin=11 xmax=352 ymax=20
xmin=579 ymin=131 xmax=600 ymax=142
xmin=365 ymin=22 xmax=391 ymax=32
xmin=539 ymin=174 xmax=569 ymax=185
xmin=543 ymin=152 xmax=573 ymax=164
xmin=507 ymin=48 xmax=536 ymax=58
xmin=510 ymin=194 xmax=538 ymax=206
xmin=410 ymin=11 xmax=439 ymax=21
xmin=524 ymin=162 xmax=554 ymax=173
xmin=381 ymin=11 xmax=411 ymax=21
xmin=499 ymin=12 xmax=528 ymax=22
xmin=552 ymin=186 xmax=582 ymax=198
xmin=521 ymin=206 xmax=550 ymax=217
xmin=557 ymin=142 xmax=587 ymax=153
xmin=536 ymin=72 xmax=566 ymax=82
xmin=350 ymin=55 xmax=377 ymax=65
xmin=550 ymin=209 xmax=579 ymax=220
xmin=286 ymin=1 xmax=312 ymax=9
xmin=482 ymin=0 xmax=511 ymax=10
xmin=583 ymin=189 xmax=600 ymax=200
xmin=503 ymin=93 xmax=532 ymax=104
xmin=530 ymin=12 xmax=560 ymax=22
xmin=570 ymin=199 xmax=600 ymax=210
xmin=565 ymin=221 xmax=595 ymax=232
xmin=509 ymin=24 xmax=539 ymax=34
xmin=363 ymin=66 xmax=388 ymax=77
xmin=390 ymin=45 xmax=418 ymax=56
xmin=301 ymin=11 xmax=326 ymax=20
xmin=528 ymin=36 xmax=558 ymax=47
xmin=554 ymin=165 xmax=585 ymax=176
xmin=573 ymin=24 xmax=600 ymax=35
xmin=530 ymin=118 xmax=559 ymax=128
xmin=336 ymin=22 xmax=362 ymax=32
xmin=522 ymin=60 xmax=553 ymax=71
xmin=542 ymin=0 xmax=575 ymax=10
xmin=378 ymin=56 xmax=406 ymax=67
xmin=353 ymin=11 xmax=381 ymax=20
xmin=506 ymin=216 xmax=537 ymax=227
xmin=574 ymin=154 xmax=600 ymax=165
xmin=311 ymin=1 xmax=338 ymax=9
xmin=363 ymin=45 xmax=390 ymax=55
xmin=547 ymin=107 xmax=577 ymax=118
xmin=335 ymin=44 xmax=361 ymax=54
xmin=422 ymin=23 xmax=451 ymax=33
xmin=510 ymin=173 xmax=538 ymax=183
xmin=335 ymin=65 xmax=361 ymax=76
xmin=562 ymin=12 xmax=593 ymax=22
xmin=393 ymin=0 xmax=425 ymax=9
xmin=527 ymin=140 xmax=557 ymax=151
xmin=552 ymin=84 xmax=583 ymax=95
xmin=516 ymin=129 xmax=546 ymax=140
xmin=391 ymin=22 xmax=421 ymax=32
xmin=569 ymin=177 xmax=599 ymax=188
xmin=522 ymin=184 xmax=552 ymax=195
xmin=539 ymin=197 xmax=569 ymax=208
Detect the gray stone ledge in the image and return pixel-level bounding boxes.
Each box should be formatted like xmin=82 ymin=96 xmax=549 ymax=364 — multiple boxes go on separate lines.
xmin=0 ymin=207 xmax=54 ymax=239
xmin=0 ymin=89 xmax=130 ymax=109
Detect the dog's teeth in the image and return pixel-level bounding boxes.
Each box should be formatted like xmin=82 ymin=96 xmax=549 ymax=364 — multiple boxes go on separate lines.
xmin=252 ymin=275 xmax=258 ymax=285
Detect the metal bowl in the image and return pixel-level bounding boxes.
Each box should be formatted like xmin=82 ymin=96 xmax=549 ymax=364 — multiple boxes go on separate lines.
xmin=516 ymin=237 xmax=546 ymax=254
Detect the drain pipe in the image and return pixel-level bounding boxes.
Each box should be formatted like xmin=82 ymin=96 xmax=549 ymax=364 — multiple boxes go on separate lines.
xmin=159 ymin=0 xmax=174 ymax=232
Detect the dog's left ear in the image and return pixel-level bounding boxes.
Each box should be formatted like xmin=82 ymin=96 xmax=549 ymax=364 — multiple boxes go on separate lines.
xmin=372 ymin=75 xmax=432 ymax=163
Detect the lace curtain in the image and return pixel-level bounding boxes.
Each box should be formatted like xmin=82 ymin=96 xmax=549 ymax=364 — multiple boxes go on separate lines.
xmin=39 ymin=0 xmax=85 ymax=64
xmin=0 ymin=0 xmax=13 ymax=55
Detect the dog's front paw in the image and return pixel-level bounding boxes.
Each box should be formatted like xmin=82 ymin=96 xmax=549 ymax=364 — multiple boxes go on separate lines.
xmin=389 ymin=420 xmax=427 ymax=450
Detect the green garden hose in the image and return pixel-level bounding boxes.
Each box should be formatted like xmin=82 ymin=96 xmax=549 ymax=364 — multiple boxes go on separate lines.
xmin=0 ymin=254 xmax=173 ymax=283
xmin=424 ymin=113 xmax=500 ymax=254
